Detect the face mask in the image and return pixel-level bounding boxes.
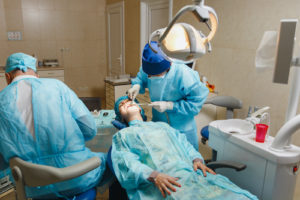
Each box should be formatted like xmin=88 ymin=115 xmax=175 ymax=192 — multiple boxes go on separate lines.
xmin=148 ymin=72 xmax=166 ymax=80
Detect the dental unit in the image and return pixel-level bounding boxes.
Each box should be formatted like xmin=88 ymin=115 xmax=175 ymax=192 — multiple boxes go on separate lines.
xmin=206 ymin=19 xmax=300 ymax=200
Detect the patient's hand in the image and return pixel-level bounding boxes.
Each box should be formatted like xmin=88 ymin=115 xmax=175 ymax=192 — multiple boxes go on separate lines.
xmin=193 ymin=159 xmax=216 ymax=177
xmin=154 ymin=173 xmax=181 ymax=198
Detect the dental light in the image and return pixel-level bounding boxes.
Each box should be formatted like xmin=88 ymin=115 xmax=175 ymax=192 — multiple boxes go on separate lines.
xmin=149 ymin=0 xmax=218 ymax=63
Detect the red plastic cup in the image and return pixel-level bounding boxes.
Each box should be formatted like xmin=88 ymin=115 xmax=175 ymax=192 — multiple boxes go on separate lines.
xmin=255 ymin=124 xmax=269 ymax=143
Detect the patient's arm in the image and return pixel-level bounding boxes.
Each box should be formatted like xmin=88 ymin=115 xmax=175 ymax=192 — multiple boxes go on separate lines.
xmin=193 ymin=159 xmax=216 ymax=176
xmin=111 ymin=132 xmax=155 ymax=190
xmin=150 ymin=173 xmax=181 ymax=198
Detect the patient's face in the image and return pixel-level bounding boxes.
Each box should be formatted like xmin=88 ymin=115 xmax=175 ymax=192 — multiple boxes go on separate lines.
xmin=119 ymin=99 xmax=141 ymax=120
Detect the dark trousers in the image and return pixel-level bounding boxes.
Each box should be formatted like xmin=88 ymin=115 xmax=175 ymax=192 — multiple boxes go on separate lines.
xmin=109 ymin=180 xmax=129 ymax=200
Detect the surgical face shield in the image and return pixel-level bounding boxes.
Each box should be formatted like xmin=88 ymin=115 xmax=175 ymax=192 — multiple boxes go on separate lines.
xmin=255 ymin=31 xmax=278 ymax=72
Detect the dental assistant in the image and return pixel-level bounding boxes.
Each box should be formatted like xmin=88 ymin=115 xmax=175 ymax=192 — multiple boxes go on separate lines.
xmin=128 ymin=41 xmax=209 ymax=150
xmin=0 ymin=53 xmax=107 ymax=198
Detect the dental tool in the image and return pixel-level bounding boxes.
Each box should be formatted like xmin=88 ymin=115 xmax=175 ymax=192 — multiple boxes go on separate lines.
xmin=135 ymin=103 xmax=154 ymax=107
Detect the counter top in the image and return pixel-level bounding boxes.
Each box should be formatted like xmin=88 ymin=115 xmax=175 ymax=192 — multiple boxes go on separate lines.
xmin=104 ymin=79 xmax=131 ymax=86
xmin=0 ymin=66 xmax=64 ymax=73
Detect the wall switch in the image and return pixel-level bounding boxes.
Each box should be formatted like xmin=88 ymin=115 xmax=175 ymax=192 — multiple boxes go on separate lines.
xmin=7 ymin=31 xmax=22 ymax=41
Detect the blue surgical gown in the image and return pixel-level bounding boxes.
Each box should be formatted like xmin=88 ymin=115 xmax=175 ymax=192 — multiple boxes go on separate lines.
xmin=0 ymin=77 xmax=107 ymax=198
xmin=131 ymin=63 xmax=209 ymax=150
xmin=112 ymin=120 xmax=258 ymax=200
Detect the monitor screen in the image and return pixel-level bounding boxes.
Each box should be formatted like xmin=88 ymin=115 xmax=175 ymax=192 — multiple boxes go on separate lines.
xmin=273 ymin=19 xmax=298 ymax=84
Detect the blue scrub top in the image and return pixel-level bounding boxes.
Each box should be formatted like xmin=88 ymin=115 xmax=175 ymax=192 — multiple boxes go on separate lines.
xmin=132 ymin=63 xmax=209 ymax=150
xmin=0 ymin=77 xmax=107 ymax=198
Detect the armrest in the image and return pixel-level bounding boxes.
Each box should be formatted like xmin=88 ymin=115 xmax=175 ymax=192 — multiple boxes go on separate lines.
xmin=10 ymin=157 xmax=101 ymax=187
xmin=206 ymin=160 xmax=246 ymax=171
xmin=205 ymin=96 xmax=242 ymax=110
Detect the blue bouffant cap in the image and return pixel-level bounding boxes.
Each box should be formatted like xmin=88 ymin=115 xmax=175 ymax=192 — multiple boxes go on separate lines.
xmin=142 ymin=41 xmax=171 ymax=75
xmin=6 ymin=53 xmax=37 ymax=73
xmin=114 ymin=96 xmax=146 ymax=122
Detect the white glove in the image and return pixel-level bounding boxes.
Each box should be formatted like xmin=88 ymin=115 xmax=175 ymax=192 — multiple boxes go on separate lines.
xmin=150 ymin=101 xmax=174 ymax=113
xmin=127 ymin=84 xmax=140 ymax=101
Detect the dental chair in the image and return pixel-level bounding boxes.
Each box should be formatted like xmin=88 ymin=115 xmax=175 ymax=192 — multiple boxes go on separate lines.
xmin=9 ymin=157 xmax=101 ymax=200
xmin=201 ymin=96 xmax=243 ymax=161
xmin=107 ymin=119 xmax=247 ymax=200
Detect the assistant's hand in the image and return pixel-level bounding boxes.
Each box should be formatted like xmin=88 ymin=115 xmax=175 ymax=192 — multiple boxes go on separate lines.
xmin=127 ymin=84 xmax=140 ymax=101
xmin=150 ymin=101 xmax=174 ymax=113
xmin=154 ymin=173 xmax=181 ymax=198
xmin=193 ymin=159 xmax=216 ymax=177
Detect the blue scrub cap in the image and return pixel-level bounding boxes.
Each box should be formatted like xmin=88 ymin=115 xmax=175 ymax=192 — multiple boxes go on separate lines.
xmin=142 ymin=41 xmax=171 ymax=75
xmin=5 ymin=53 xmax=37 ymax=73
xmin=114 ymin=96 xmax=146 ymax=122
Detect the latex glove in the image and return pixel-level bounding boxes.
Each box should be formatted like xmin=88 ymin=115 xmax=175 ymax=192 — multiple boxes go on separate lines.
xmin=193 ymin=159 xmax=216 ymax=177
xmin=127 ymin=84 xmax=140 ymax=101
xmin=153 ymin=173 xmax=181 ymax=198
xmin=150 ymin=101 xmax=174 ymax=113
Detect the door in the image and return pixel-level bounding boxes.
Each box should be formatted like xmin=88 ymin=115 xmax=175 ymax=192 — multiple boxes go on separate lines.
xmin=0 ymin=73 xmax=7 ymax=91
xmin=140 ymin=0 xmax=173 ymax=59
xmin=107 ymin=2 xmax=125 ymax=77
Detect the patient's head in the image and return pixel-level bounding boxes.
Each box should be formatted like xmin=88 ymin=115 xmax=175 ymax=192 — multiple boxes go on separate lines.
xmin=114 ymin=96 xmax=146 ymax=123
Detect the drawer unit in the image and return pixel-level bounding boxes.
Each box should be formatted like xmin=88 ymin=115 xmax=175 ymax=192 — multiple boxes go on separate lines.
xmin=38 ymin=70 xmax=64 ymax=78
xmin=105 ymin=81 xmax=131 ymax=110
xmin=0 ymin=69 xmax=65 ymax=91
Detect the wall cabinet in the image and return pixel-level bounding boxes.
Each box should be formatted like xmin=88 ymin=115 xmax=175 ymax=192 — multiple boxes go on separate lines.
xmin=0 ymin=69 xmax=64 ymax=92
xmin=38 ymin=69 xmax=64 ymax=82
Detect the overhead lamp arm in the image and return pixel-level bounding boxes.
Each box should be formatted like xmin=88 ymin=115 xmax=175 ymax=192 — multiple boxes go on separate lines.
xmin=193 ymin=0 xmax=204 ymax=6
xmin=157 ymin=5 xmax=210 ymax=44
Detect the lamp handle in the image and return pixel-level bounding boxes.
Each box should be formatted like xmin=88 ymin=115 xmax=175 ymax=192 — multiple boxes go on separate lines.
xmin=148 ymin=28 xmax=166 ymax=53
xmin=157 ymin=4 xmax=218 ymax=45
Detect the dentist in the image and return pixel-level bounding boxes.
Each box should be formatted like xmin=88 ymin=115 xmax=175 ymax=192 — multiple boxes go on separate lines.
xmin=128 ymin=41 xmax=209 ymax=150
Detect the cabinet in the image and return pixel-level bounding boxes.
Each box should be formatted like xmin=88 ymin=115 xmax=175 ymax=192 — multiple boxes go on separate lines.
xmin=105 ymin=80 xmax=131 ymax=109
xmin=0 ymin=68 xmax=64 ymax=92
xmin=38 ymin=69 xmax=64 ymax=82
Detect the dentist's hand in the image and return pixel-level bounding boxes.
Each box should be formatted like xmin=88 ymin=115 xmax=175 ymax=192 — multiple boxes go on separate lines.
xmin=154 ymin=173 xmax=181 ymax=198
xmin=150 ymin=101 xmax=174 ymax=113
xmin=127 ymin=84 xmax=140 ymax=101
xmin=193 ymin=159 xmax=216 ymax=177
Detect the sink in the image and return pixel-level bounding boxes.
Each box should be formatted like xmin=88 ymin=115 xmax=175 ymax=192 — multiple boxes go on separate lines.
xmin=214 ymin=119 xmax=254 ymax=134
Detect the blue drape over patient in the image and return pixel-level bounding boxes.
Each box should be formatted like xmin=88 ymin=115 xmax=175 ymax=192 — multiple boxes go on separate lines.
xmin=112 ymin=120 xmax=258 ymax=200
xmin=0 ymin=77 xmax=107 ymax=198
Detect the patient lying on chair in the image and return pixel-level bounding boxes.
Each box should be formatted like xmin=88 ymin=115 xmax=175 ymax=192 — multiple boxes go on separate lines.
xmin=111 ymin=96 xmax=258 ymax=200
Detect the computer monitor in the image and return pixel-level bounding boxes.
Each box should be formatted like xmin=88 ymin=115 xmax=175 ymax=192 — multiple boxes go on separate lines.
xmin=273 ymin=19 xmax=298 ymax=84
